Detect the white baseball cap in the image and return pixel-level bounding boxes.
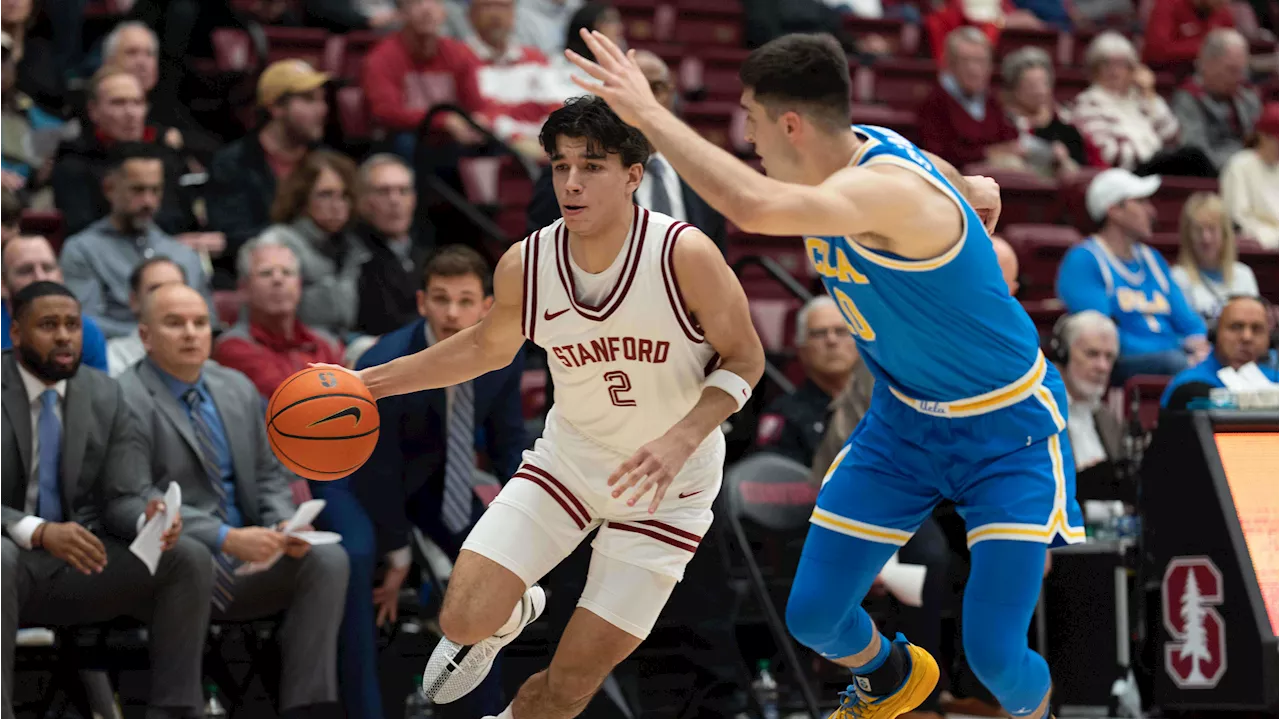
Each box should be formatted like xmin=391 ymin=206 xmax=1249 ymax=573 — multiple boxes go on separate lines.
xmin=1086 ymin=168 xmax=1162 ymax=222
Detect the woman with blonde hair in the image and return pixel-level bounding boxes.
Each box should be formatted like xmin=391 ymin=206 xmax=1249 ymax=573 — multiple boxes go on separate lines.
xmin=256 ymin=149 xmax=369 ymax=336
xmin=1170 ymin=192 xmax=1259 ymax=323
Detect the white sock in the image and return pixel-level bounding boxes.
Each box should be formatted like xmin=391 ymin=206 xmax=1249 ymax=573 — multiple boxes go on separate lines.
xmin=495 ymin=597 xmax=524 ymax=636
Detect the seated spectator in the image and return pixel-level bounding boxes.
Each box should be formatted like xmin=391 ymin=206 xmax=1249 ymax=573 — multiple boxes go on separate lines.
xmin=314 ymin=245 xmax=525 ymax=719
xmin=1057 ymin=168 xmax=1209 ymax=381
xmin=2 ymin=32 xmax=69 ymax=196
xmin=100 ymin=21 xmax=222 ymax=168
xmin=992 ymin=234 xmax=1020 ymax=296
xmin=256 ymin=150 xmax=370 ymax=338
xmin=1 ymin=189 xmax=19 ymax=246
xmin=1001 ymin=47 xmax=1099 ymax=179
xmin=1170 ymin=192 xmax=1260 ymax=323
xmin=1220 ymin=102 xmax=1279 ymax=249
xmin=918 ymin=27 xmax=1022 ymax=170
xmin=1171 ymin=29 xmax=1261 ymax=173
xmin=756 ymin=297 xmax=857 ymax=465
xmin=514 ymin=0 xmax=585 ymax=58
xmin=2 ymin=281 xmax=206 ymax=719
xmin=207 ymin=60 xmax=330 ymax=263
xmin=923 ymin=0 xmax=1044 ymax=62
xmin=526 ymin=50 xmax=728 ymax=251
xmin=119 ymin=283 xmax=349 ymax=719
xmin=49 ymin=66 xmax=203 ymax=237
xmin=465 ymin=0 xmax=561 ymax=159
xmin=1051 ymin=310 xmax=1123 ymax=471
xmin=352 ymin=154 xmax=433 ymax=336
xmin=2 ymin=235 xmax=108 ymax=371
xmin=106 ymin=256 xmax=187 ymax=377
xmin=362 ymin=0 xmax=492 ymax=160
xmin=1162 ymin=294 xmax=1277 ymax=408
xmin=59 ymin=143 xmax=214 ymax=339
xmin=1073 ymin=33 xmax=1215 ymax=177
xmin=213 ymin=239 xmax=345 ymax=399
xmin=1141 ymin=0 xmax=1235 ymax=71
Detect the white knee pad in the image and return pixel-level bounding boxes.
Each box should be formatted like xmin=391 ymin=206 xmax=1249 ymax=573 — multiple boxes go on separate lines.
xmin=577 ymin=550 xmax=678 ymax=640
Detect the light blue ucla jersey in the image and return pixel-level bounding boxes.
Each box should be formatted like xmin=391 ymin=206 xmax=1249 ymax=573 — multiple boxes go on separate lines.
xmin=808 ymin=125 xmax=1050 ymax=417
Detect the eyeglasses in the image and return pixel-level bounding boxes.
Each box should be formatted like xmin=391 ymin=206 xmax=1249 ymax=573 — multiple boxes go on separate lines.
xmin=806 ymin=326 xmax=849 ymax=341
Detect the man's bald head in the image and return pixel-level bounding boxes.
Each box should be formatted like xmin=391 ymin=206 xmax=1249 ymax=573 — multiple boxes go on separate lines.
xmin=1216 ymin=296 xmax=1271 ymax=369
xmin=991 ymin=236 xmax=1019 ymax=296
xmin=140 ymin=283 xmax=212 ymax=381
xmin=634 ymin=50 xmax=675 ymax=112
xmin=140 ymin=282 xmax=205 ymax=325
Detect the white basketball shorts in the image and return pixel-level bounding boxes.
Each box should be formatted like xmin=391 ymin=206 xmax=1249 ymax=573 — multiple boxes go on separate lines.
xmin=461 ymin=413 xmax=724 ymax=638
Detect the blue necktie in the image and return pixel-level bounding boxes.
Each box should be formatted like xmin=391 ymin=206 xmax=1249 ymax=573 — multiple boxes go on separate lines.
xmin=442 ymin=382 xmax=475 ymax=534
xmin=183 ymin=388 xmax=238 ymax=612
xmin=36 ymin=389 xmax=62 ymax=522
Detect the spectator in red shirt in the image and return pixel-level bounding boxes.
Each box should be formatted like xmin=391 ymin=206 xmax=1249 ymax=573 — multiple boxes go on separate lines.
xmin=1141 ymin=0 xmax=1235 ymax=71
xmin=212 ymin=237 xmax=344 ymax=399
xmin=917 ymin=27 xmax=1024 ymax=169
xmin=362 ymin=0 xmax=492 ymax=160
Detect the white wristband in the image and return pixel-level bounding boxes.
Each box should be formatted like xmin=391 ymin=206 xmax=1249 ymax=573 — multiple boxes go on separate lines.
xmin=705 ymin=369 xmax=752 ymax=412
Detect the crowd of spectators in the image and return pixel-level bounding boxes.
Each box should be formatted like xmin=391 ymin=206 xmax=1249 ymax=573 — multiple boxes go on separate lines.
xmin=0 ymin=0 xmax=1276 ymax=717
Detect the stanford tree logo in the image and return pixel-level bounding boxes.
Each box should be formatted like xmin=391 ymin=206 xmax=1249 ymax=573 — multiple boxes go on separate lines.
xmin=1162 ymin=556 xmax=1227 ymax=688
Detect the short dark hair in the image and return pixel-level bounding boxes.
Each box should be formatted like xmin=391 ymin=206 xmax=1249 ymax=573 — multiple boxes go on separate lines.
xmin=11 ymin=281 xmax=78 ymax=322
xmin=739 ymin=33 xmax=851 ymax=132
xmin=539 ymin=95 xmax=650 ymax=169
xmin=423 ymin=245 xmax=494 ymax=295
xmin=129 ymin=256 xmax=187 ymax=295
xmin=106 ymin=141 xmax=166 ymax=174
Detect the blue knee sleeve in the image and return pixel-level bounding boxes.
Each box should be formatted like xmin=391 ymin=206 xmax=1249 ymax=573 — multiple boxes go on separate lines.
xmin=785 ymin=525 xmax=899 ymax=659
xmin=962 ymin=541 xmax=1052 ymax=717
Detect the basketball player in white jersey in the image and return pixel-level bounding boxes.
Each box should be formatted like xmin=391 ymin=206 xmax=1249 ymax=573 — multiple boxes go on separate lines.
xmin=330 ymin=96 xmax=764 ymax=719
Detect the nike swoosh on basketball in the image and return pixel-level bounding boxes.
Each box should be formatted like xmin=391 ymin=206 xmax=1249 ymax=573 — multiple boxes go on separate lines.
xmin=308 ymin=406 xmax=363 ymax=427
xmin=678 ymin=490 xmax=704 ymax=499
xmin=543 ymin=307 xmax=570 ymax=320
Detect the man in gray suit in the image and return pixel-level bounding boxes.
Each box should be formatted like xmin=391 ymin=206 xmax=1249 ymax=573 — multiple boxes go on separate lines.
xmin=119 ymin=282 xmax=349 ymax=719
xmin=2 ymin=281 xmax=210 ymax=719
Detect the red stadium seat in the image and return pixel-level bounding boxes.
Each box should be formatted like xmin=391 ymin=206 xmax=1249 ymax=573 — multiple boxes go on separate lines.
xmin=1150 ymin=177 xmax=1219 ymax=233
xmin=20 ymin=210 xmax=65 ymax=254
xmin=213 ymin=291 xmax=244 ymax=328
xmin=849 ymin=104 xmax=919 ymax=144
xmin=211 ymin=28 xmax=255 ymax=73
xmin=864 ymin=57 xmax=937 ymax=109
xmin=962 ymin=165 xmax=1060 ymax=227
xmin=336 ymin=86 xmax=372 ymax=143
xmin=262 ymin=27 xmax=332 ymax=68
xmin=1124 ymin=374 xmax=1172 ymax=432
xmin=747 ymin=297 xmax=803 ymax=352
xmin=335 ymin=31 xmax=383 ymax=80
xmin=682 ymin=101 xmax=739 ymax=149
xmin=521 ymin=368 xmax=547 ymax=419
xmin=1022 ymin=297 xmax=1067 ymax=334
xmin=1002 ymin=223 xmax=1083 ymax=300
xmin=997 ymin=27 xmax=1071 ymax=65
xmin=844 ymin=16 xmax=922 ymax=57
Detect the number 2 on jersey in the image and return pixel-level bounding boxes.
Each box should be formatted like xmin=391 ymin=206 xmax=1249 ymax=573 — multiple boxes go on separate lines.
xmin=605 ymin=371 xmax=637 ymax=407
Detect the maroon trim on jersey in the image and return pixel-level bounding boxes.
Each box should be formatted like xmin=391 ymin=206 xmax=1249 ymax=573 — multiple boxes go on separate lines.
xmin=513 ymin=464 xmax=588 ymax=530
xmin=703 ymin=352 xmax=721 ymax=376
xmin=555 ymin=206 xmax=648 ymax=321
xmin=520 ymin=463 xmax=591 ymax=524
xmin=520 ymin=230 xmax=539 ymax=341
xmin=660 ymin=222 xmax=705 ymax=344
xmin=605 ymin=521 xmax=699 ymax=553
xmin=636 ymin=519 xmax=702 ymax=543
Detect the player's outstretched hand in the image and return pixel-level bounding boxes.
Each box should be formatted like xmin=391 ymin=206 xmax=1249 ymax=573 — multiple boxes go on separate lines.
xmin=564 ymin=29 xmax=663 ymax=128
xmin=608 ymin=432 xmax=700 ymax=514
xmin=964 ymin=175 xmax=1002 ymax=234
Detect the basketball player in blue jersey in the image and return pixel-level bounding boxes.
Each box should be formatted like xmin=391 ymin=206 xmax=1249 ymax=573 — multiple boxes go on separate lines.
xmin=567 ymin=30 xmax=1084 ymax=719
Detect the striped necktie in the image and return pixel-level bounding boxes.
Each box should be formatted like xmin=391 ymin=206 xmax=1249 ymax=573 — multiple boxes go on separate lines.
xmin=441 ymin=381 xmax=475 ymax=534
xmin=183 ymin=388 xmax=238 ymax=612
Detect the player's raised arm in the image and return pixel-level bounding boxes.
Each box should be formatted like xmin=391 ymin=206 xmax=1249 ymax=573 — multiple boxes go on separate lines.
xmin=359 ymin=243 xmax=527 ymax=400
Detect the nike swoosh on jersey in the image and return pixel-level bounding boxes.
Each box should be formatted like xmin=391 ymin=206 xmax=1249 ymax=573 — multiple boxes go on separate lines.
xmin=677 ymin=490 xmax=704 ymax=499
xmin=543 ymin=307 xmax=570 ymax=320
xmin=309 ymin=406 xmax=363 ymax=427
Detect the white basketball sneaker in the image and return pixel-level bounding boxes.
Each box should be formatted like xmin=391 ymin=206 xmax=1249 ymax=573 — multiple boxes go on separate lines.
xmin=421 ymin=585 xmax=547 ymax=704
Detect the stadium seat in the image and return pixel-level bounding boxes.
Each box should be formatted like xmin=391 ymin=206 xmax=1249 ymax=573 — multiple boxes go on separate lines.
xmin=211 ymin=28 xmax=255 ymax=73
xmin=333 ymin=30 xmax=382 ymax=80
xmin=521 ymin=368 xmax=547 ymax=420
xmin=336 ymin=86 xmax=372 ymax=143
xmin=746 ymin=297 xmax=803 ymax=352
xmin=1123 ymin=374 xmax=1172 ymax=432
xmin=849 ymin=104 xmax=919 ymax=144
xmin=997 ymin=27 xmax=1070 ymax=65
xmin=844 ymin=16 xmax=922 ymax=57
xmin=682 ymin=100 xmax=739 ymax=149
xmin=213 ymin=290 xmax=244 ymax=328
xmin=962 ymin=165 xmax=1060 ymax=227
xmin=1150 ymin=177 xmax=1219 ymax=233
xmin=262 ymin=26 xmax=334 ymax=68
xmin=863 ymin=57 xmax=937 ymax=108
xmin=1022 ymin=297 xmax=1067 ymax=334
xmin=673 ymin=0 xmax=743 ymax=47
xmin=20 ymin=210 xmax=65 ymax=254
xmin=1002 ymin=223 xmax=1083 ymax=300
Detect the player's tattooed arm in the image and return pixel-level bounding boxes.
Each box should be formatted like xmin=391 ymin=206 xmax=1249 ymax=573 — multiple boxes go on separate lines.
xmin=358 ymin=244 xmax=526 ymax=400
xmin=607 ymin=229 xmax=764 ymax=513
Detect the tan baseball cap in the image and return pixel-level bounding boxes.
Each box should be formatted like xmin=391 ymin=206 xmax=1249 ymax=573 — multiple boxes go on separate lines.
xmin=257 ymin=59 xmax=330 ymax=107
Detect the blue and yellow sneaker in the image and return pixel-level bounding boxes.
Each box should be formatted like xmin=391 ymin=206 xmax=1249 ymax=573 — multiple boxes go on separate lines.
xmin=828 ymin=638 xmax=939 ymax=719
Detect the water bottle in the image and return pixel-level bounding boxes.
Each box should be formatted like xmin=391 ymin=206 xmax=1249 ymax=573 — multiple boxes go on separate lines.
xmin=204 ymin=682 xmax=227 ymax=719
xmin=752 ymin=660 xmax=780 ymax=719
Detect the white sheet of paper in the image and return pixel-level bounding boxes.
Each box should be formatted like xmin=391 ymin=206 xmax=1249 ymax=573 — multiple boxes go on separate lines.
xmin=235 ymin=499 xmax=327 ymax=576
xmin=287 ymin=530 xmax=342 ymax=545
xmin=129 ymin=483 xmax=182 ymax=575
xmin=878 ymin=551 xmax=927 ymax=608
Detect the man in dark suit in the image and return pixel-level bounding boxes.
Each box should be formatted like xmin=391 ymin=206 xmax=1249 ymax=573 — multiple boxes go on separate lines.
xmin=118 ymin=283 xmax=349 ymax=719
xmin=525 ymin=52 xmax=727 ymax=253
xmin=310 ymin=245 xmax=525 ymax=719
xmin=1 ymin=281 xmax=209 ymax=719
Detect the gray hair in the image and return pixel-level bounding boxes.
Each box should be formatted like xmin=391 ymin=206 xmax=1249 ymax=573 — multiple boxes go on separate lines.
xmin=945 ymin=26 xmax=991 ymax=58
xmin=102 ymin=21 xmax=157 ymax=62
xmin=236 ymin=232 xmax=298 ymax=279
xmin=1199 ymin=27 xmax=1247 ymax=63
xmin=1084 ymin=31 xmax=1138 ymax=75
xmin=1001 ymin=46 xmax=1054 ymax=89
xmin=1061 ymin=309 xmax=1118 ymax=350
xmin=794 ymin=295 xmax=839 ymax=346
xmin=356 ymin=153 xmax=415 ymax=196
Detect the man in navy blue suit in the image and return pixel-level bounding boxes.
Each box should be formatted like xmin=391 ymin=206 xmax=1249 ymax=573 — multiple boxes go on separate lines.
xmin=310 ymin=245 xmax=526 ymax=719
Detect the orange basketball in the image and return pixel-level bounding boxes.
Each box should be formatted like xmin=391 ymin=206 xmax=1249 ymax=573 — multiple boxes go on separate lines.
xmin=266 ymin=367 xmax=380 ymax=481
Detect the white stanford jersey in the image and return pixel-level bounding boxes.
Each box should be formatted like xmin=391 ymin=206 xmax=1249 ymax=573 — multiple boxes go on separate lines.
xmin=521 ymin=207 xmax=722 ymax=456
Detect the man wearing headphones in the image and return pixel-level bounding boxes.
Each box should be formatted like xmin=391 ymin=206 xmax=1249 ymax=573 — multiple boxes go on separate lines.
xmin=1049 ymin=310 xmax=1124 ymax=472
xmin=1161 ymin=295 xmax=1278 ymax=409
